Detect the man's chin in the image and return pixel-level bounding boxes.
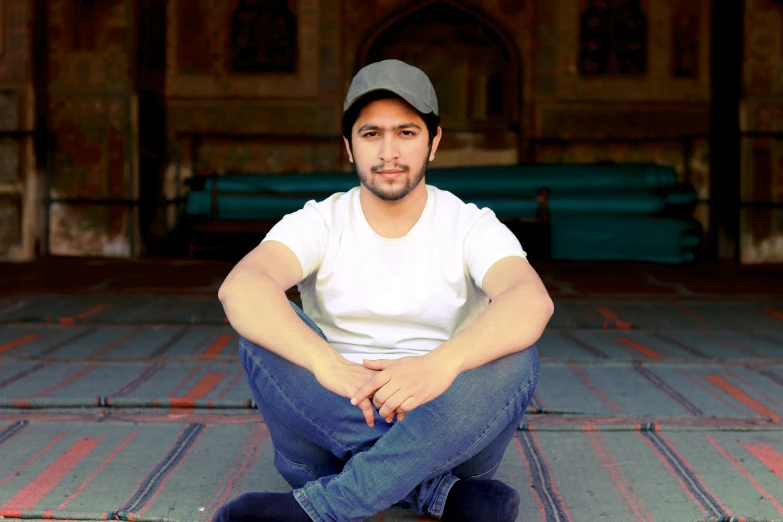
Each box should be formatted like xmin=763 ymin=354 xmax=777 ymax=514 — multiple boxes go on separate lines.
xmin=371 ymin=187 xmax=409 ymax=202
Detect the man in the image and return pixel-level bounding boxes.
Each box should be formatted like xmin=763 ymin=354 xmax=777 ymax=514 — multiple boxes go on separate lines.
xmin=215 ymin=59 xmax=553 ymax=522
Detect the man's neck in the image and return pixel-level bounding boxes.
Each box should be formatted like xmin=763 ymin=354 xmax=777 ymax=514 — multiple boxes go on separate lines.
xmin=360 ymin=182 xmax=428 ymax=239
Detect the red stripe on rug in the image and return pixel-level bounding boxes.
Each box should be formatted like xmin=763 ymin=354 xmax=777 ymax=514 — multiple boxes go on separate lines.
xmin=206 ymin=426 xmax=271 ymax=521
xmin=616 ymin=338 xmax=663 ymax=360
xmin=639 ymin=434 xmax=708 ymax=515
xmin=170 ymin=372 xmax=225 ymax=414
xmin=204 ymin=426 xmax=268 ymax=521
xmin=232 ymin=426 xmax=272 ymax=493
xmin=741 ymin=441 xmax=783 ymax=481
xmin=200 ymin=334 xmax=234 ymax=359
xmin=182 ymin=373 xmax=226 ymax=400
xmin=672 ymin=303 xmax=711 ymax=328
xmin=704 ymin=375 xmax=780 ymax=421
xmin=90 ymin=327 xmax=142 ymax=358
xmin=117 ymin=425 xmax=190 ymax=509
xmin=587 ymin=432 xmax=653 ymax=522
xmin=706 ymin=436 xmax=783 ymax=517
xmin=0 ymin=433 xmax=67 ymax=488
xmin=2 ymin=436 xmax=104 ymax=510
xmin=656 ymin=432 xmax=731 ymax=515
xmin=765 ymin=307 xmax=783 ymax=322
xmin=596 ymin=306 xmax=632 ymax=329
xmin=724 ymin=370 xmax=783 ymax=411
xmin=514 ymin=433 xmax=574 ymax=522
xmin=36 ymin=363 xmax=100 ymax=398
xmin=58 ymin=432 xmax=137 ymax=510
xmin=135 ymin=427 xmax=209 ymax=514
xmin=168 ymin=367 xmax=201 ymax=397
xmin=59 ymin=303 xmax=110 ymax=325
xmin=189 ymin=332 xmax=216 ymax=356
xmin=216 ymin=370 xmax=245 ymax=400
xmin=200 ymin=425 xmax=263 ymax=521
xmin=586 ymin=434 xmax=640 ymax=521
xmin=701 ymin=332 xmax=762 ymax=357
xmin=0 ymin=334 xmax=38 ymax=355
xmin=677 ymin=370 xmax=746 ymax=416
xmin=152 ymin=302 xmax=187 ymax=322
xmin=569 ymin=363 xmax=624 ymax=414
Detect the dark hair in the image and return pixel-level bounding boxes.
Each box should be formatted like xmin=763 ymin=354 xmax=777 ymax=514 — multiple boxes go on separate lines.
xmin=341 ymin=90 xmax=441 ymax=148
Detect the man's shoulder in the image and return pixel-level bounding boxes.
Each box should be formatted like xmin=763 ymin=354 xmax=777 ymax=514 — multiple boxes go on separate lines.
xmin=428 ymin=185 xmax=493 ymax=225
xmin=303 ymin=187 xmax=358 ymax=220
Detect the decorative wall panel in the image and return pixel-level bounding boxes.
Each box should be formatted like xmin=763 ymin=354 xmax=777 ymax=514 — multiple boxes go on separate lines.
xmin=166 ymin=0 xmax=320 ymax=98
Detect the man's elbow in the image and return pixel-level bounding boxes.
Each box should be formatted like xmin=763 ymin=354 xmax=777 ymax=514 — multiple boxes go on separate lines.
xmin=541 ymin=293 xmax=555 ymax=319
xmin=217 ymin=273 xmax=238 ymax=304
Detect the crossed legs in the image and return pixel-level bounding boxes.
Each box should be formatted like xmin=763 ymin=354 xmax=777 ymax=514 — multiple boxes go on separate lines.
xmin=217 ymin=302 xmax=539 ymax=521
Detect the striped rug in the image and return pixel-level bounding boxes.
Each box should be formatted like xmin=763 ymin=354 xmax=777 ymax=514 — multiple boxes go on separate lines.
xmin=0 ymin=295 xmax=781 ymax=521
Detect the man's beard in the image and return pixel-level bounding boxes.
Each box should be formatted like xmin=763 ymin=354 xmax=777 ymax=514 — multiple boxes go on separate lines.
xmin=355 ymin=158 xmax=429 ymax=202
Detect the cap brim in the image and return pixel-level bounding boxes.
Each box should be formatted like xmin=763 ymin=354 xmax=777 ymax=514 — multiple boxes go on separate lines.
xmin=344 ymin=87 xmax=434 ymax=115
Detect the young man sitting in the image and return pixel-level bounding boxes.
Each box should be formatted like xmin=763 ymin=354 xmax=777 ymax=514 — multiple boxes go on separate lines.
xmin=215 ymin=59 xmax=553 ymax=522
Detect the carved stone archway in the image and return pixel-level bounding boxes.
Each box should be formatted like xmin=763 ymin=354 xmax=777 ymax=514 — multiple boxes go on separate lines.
xmin=356 ymin=0 xmax=523 ymax=161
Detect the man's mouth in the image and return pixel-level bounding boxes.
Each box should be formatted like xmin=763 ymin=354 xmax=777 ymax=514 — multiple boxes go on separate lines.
xmin=377 ymin=169 xmax=404 ymax=179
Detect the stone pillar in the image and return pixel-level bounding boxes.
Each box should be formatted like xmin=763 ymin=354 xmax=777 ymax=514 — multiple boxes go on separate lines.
xmin=0 ymin=0 xmax=38 ymax=261
xmin=44 ymin=0 xmax=137 ymax=257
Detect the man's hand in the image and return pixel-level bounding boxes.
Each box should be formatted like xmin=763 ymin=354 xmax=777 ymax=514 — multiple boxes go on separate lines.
xmin=312 ymin=351 xmax=380 ymax=427
xmin=351 ymin=352 xmax=460 ymax=423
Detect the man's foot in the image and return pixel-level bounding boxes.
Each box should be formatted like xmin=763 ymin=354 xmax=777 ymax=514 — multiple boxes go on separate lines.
xmin=212 ymin=492 xmax=311 ymax=522
xmin=442 ymin=479 xmax=520 ymax=522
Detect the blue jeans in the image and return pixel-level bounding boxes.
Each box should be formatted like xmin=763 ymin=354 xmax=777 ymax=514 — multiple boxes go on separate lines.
xmin=238 ymin=302 xmax=539 ymax=522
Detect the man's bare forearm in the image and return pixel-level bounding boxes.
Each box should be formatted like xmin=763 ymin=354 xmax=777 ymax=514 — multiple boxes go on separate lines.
xmin=429 ymin=283 xmax=553 ymax=374
xmin=218 ymin=269 xmax=336 ymax=372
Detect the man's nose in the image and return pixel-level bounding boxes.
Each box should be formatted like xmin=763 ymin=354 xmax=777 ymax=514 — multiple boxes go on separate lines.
xmin=379 ymin=137 xmax=399 ymax=162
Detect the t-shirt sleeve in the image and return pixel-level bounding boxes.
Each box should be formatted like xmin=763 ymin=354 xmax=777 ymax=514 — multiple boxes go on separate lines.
xmin=464 ymin=210 xmax=528 ymax=291
xmin=260 ymin=200 xmax=329 ymax=280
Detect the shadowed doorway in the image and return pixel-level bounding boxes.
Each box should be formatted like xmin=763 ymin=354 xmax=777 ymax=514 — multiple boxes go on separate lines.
xmin=357 ymin=1 xmax=523 ymax=166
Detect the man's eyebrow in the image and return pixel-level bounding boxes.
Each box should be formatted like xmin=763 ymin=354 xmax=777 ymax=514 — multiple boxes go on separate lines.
xmin=357 ymin=122 xmax=422 ymax=133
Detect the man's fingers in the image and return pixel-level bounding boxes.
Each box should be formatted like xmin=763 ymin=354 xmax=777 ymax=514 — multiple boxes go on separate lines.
xmin=363 ymin=359 xmax=392 ymax=370
xmin=396 ymin=397 xmax=418 ymax=418
xmin=358 ymin=398 xmax=375 ymax=427
xmin=378 ymin=390 xmax=410 ymax=420
xmin=371 ymin=383 xmax=400 ymax=411
xmin=351 ymin=373 xmax=389 ymax=405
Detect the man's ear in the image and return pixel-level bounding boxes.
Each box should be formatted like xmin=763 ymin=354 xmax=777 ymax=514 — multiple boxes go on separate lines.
xmin=428 ymin=126 xmax=443 ymax=162
xmin=343 ymin=137 xmax=354 ymax=163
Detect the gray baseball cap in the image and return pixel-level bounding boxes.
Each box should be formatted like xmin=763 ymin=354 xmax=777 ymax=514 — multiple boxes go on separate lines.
xmin=344 ymin=59 xmax=439 ymax=116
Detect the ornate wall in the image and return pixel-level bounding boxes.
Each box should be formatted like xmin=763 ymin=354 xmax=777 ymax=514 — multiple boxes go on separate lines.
xmin=535 ymin=0 xmax=711 ymax=199
xmin=46 ymin=0 xmax=137 ymax=257
xmin=2 ymin=0 xmax=780 ymax=262
xmin=740 ymin=0 xmax=783 ymax=263
xmin=0 ymin=0 xmax=36 ymax=261
xmin=343 ymin=0 xmax=535 ymax=167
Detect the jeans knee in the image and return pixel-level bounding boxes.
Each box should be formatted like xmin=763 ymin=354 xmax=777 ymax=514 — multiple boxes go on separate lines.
xmin=237 ymin=336 xmax=269 ymax=379
xmin=273 ymin=448 xmax=321 ymax=489
xmin=237 ymin=336 xmax=255 ymax=363
xmin=508 ymin=344 xmax=540 ymax=389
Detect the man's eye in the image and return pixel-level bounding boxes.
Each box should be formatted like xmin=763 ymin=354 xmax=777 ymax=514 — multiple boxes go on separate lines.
xmin=401 ymin=131 xmax=415 ymax=136
xmin=363 ymin=132 xmax=377 ymax=137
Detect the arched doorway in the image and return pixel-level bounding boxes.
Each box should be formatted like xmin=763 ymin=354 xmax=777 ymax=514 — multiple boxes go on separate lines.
xmin=357 ymin=1 xmax=523 ymax=165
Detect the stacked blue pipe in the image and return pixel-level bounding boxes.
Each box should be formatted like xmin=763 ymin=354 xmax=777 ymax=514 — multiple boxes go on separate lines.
xmin=184 ymin=163 xmax=702 ymax=263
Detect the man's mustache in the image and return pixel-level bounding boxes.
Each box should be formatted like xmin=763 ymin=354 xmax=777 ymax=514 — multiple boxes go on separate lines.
xmin=371 ymin=164 xmax=410 ymax=173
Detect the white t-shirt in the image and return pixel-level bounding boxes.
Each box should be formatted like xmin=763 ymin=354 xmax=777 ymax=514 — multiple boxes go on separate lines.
xmin=262 ymin=184 xmax=527 ymax=364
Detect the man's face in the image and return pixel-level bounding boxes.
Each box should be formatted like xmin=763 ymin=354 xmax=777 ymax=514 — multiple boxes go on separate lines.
xmin=344 ymin=97 xmax=442 ymax=202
